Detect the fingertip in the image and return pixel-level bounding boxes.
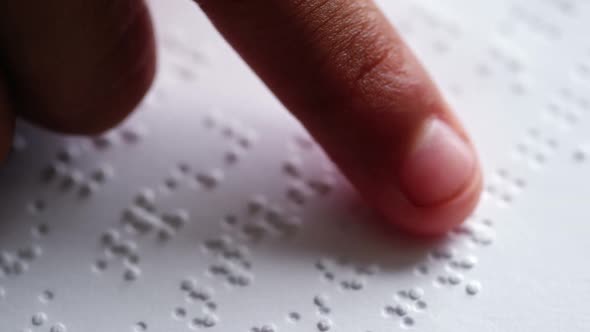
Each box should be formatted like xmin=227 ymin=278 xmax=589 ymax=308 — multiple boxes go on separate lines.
xmin=361 ymin=115 xmax=483 ymax=236
xmin=399 ymin=117 xmax=477 ymax=207
xmin=379 ymin=157 xmax=483 ymax=236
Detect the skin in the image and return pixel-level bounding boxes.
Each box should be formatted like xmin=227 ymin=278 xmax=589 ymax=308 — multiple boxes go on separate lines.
xmin=0 ymin=0 xmax=482 ymax=236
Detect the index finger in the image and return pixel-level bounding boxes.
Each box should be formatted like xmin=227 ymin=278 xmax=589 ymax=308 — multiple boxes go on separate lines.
xmin=196 ymin=0 xmax=482 ymax=235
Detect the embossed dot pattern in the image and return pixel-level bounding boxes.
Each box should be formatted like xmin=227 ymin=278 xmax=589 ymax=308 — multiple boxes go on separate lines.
xmin=0 ymin=0 xmax=589 ymax=331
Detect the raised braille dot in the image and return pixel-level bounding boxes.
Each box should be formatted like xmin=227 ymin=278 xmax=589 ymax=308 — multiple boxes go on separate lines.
xmin=394 ymin=304 xmax=409 ymax=316
xmin=206 ymin=301 xmax=217 ymax=311
xmin=436 ymin=275 xmax=448 ymax=286
xmin=202 ymin=114 xmax=218 ymax=128
xmin=448 ymin=272 xmax=464 ymax=285
xmin=283 ymin=157 xmax=302 ymax=177
xmin=397 ymin=290 xmax=409 ymax=299
xmin=189 ymin=286 xmax=213 ymax=301
xmin=80 ymin=180 xmax=100 ymax=197
xmin=497 ymin=168 xmax=509 ymax=178
xmin=578 ymin=98 xmax=590 ymax=110
xmin=94 ymin=259 xmax=108 ymax=272
xmin=432 ymin=247 xmax=454 ymax=260
xmin=227 ymin=273 xmax=251 ymax=287
xmin=191 ymin=314 xmax=218 ymax=328
xmin=475 ymin=63 xmax=491 ymax=77
xmin=384 ymin=305 xmax=396 ymax=316
xmin=241 ymin=223 xmax=266 ymax=241
xmin=39 ymin=290 xmax=55 ymax=303
xmin=157 ymin=226 xmax=175 ymax=241
xmin=18 ymin=245 xmax=42 ymax=261
xmin=485 ymin=183 xmax=498 ymax=196
xmin=135 ymin=189 xmax=156 ymax=209
xmin=401 ymin=316 xmax=415 ymax=328
xmin=415 ymin=264 xmax=429 ymax=275
xmin=93 ymin=135 xmax=115 ymax=149
xmin=164 ymin=176 xmax=179 ymax=190
xmin=162 ymin=210 xmax=189 ymax=229
xmin=293 ymin=134 xmax=314 ymax=150
xmin=511 ymin=82 xmax=526 ymax=95
xmin=459 ymin=255 xmax=478 ymax=269
xmin=355 ymin=264 xmax=378 ymax=276
xmin=238 ymin=136 xmax=252 ymax=149
xmin=341 ymin=279 xmax=363 ymax=290
xmin=224 ymin=148 xmax=241 ymax=165
xmin=32 ymin=312 xmax=48 ymax=326
xmin=126 ymin=254 xmax=140 ymax=265
xmin=286 ymin=183 xmax=307 ymax=205
xmin=262 ymin=325 xmax=276 ymax=332
xmin=252 ymin=324 xmax=276 ymax=332
xmin=134 ymin=321 xmax=147 ymax=331
xmin=28 ymin=199 xmax=46 ymax=215
xmin=315 ymin=260 xmax=327 ymax=271
xmin=308 ymin=178 xmax=333 ymax=195
xmin=204 ymin=236 xmax=230 ymax=251
xmin=408 ymin=287 xmax=424 ymax=300
xmin=246 ymin=195 xmax=267 ymax=215
xmin=473 ymin=231 xmax=495 ymax=246
xmin=466 ymin=281 xmax=482 ymax=295
xmin=221 ymin=122 xmax=236 ymax=138
xmin=112 ymin=241 xmax=137 ymax=256
xmin=482 ymin=218 xmax=494 ymax=226
xmin=288 ymin=312 xmax=301 ymax=322
xmin=264 ymin=205 xmax=284 ymax=223
xmin=56 ymin=145 xmax=80 ymax=163
xmin=574 ymin=148 xmax=587 ymax=162
xmin=41 ymin=162 xmax=65 ymax=181
xmin=222 ymin=214 xmax=238 ymax=228
xmin=12 ymin=260 xmax=28 ymax=275
xmin=61 ymin=169 xmax=83 ymax=189
xmin=527 ymin=128 xmax=539 ymax=138
xmin=238 ymin=129 xmax=256 ymax=149
xmin=313 ymin=295 xmax=329 ymax=308
xmin=195 ymin=169 xmax=224 ymax=189
xmin=534 ymin=153 xmax=546 ymax=164
xmin=0 ymin=287 xmax=5 ymax=299
xmin=180 ymin=278 xmax=197 ymax=292
xmin=91 ymin=165 xmax=114 ymax=183
xmin=124 ymin=208 xmax=161 ymax=234
xmin=178 ymin=162 xmax=191 ymax=174
xmin=101 ymin=229 xmax=120 ymax=247
xmin=121 ymin=124 xmax=146 ymax=143
xmin=174 ymin=307 xmax=187 ymax=319
xmin=209 ymin=264 xmax=229 ymax=276
xmin=124 ymin=266 xmax=141 ymax=281
xmin=415 ymin=300 xmax=427 ymax=310
xmin=317 ymin=319 xmax=332 ymax=331
xmin=50 ymin=323 xmax=67 ymax=332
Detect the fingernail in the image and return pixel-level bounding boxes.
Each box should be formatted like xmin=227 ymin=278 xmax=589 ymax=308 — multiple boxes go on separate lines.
xmin=400 ymin=118 xmax=476 ymax=207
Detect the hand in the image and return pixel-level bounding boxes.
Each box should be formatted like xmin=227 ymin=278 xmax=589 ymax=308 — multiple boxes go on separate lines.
xmin=0 ymin=0 xmax=482 ymax=235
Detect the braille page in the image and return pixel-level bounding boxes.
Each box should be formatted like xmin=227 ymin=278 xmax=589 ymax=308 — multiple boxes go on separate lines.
xmin=1 ymin=0 xmax=589 ymax=331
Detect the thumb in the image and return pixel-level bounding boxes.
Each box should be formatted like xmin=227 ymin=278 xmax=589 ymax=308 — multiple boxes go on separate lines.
xmin=0 ymin=76 xmax=15 ymax=159
xmin=0 ymin=0 xmax=155 ymax=134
